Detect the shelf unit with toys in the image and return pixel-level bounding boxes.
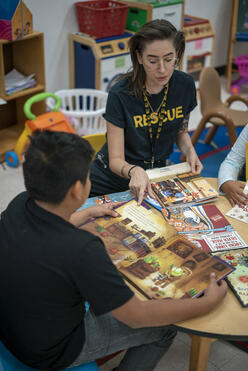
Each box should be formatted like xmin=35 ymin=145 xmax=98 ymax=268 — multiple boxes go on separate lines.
xmin=0 ymin=31 xmax=46 ymax=162
xmin=226 ymin=0 xmax=248 ymax=93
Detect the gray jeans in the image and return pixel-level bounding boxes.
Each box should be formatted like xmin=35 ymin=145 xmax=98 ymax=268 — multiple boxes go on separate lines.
xmin=68 ymin=308 xmax=177 ymax=371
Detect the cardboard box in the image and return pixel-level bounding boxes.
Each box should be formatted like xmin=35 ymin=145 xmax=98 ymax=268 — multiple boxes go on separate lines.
xmin=0 ymin=0 xmax=33 ymax=41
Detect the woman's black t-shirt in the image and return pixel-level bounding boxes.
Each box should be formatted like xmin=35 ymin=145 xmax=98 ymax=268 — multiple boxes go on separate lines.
xmin=102 ymin=69 xmax=197 ymax=163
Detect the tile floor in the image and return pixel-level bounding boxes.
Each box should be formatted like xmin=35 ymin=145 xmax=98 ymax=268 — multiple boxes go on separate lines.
xmin=99 ymin=331 xmax=248 ymax=371
xmin=0 ymin=76 xmax=248 ymax=370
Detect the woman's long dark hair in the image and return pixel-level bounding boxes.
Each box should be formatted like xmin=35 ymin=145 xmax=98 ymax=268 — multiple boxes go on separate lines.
xmin=123 ymin=19 xmax=185 ymax=99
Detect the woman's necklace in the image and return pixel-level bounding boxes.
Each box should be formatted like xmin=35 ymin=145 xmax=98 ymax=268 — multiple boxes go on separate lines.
xmin=142 ymin=84 xmax=169 ymax=168
xmin=143 ymin=84 xmax=168 ymax=121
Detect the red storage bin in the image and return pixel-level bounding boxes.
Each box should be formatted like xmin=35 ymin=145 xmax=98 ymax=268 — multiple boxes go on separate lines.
xmin=75 ymin=0 xmax=128 ymax=39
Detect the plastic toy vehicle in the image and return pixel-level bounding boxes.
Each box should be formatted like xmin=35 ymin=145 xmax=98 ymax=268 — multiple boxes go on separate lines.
xmin=5 ymin=92 xmax=75 ymax=167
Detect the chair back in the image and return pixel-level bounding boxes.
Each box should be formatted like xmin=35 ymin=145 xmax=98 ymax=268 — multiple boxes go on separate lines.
xmin=0 ymin=341 xmax=99 ymax=370
xmin=199 ymin=67 xmax=222 ymax=115
xmin=83 ymin=133 xmax=106 ymax=154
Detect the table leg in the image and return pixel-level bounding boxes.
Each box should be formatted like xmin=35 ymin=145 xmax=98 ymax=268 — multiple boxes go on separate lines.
xmin=188 ymin=335 xmax=216 ymax=371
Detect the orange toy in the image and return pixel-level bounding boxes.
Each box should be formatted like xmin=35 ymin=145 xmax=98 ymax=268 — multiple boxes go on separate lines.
xmin=6 ymin=92 xmax=75 ymax=167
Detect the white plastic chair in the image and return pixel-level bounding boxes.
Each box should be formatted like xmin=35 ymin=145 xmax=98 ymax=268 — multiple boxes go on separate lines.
xmin=46 ymin=89 xmax=108 ymax=135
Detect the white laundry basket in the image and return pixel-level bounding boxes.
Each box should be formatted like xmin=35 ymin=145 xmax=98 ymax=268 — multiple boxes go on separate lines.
xmin=46 ymin=89 xmax=108 ymax=135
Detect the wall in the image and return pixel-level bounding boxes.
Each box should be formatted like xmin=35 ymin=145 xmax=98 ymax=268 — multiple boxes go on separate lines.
xmin=25 ymin=0 xmax=78 ymax=93
xmin=25 ymin=0 xmax=234 ymax=92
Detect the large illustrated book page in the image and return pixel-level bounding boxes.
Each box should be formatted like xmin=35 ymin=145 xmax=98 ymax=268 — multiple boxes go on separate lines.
xmin=79 ymin=190 xmax=133 ymax=210
xmin=161 ymin=204 xmax=246 ymax=252
xmin=211 ymin=248 xmax=248 ymax=307
xmin=151 ymin=172 xmax=218 ymax=208
xmin=82 ymin=200 xmax=234 ymax=300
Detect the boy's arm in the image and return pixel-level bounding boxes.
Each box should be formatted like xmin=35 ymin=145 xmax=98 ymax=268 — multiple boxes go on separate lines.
xmin=70 ymin=203 xmax=122 ymax=227
xmin=110 ymin=273 xmax=227 ymax=328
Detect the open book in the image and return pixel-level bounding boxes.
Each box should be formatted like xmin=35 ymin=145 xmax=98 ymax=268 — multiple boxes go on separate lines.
xmin=151 ymin=172 xmax=218 ymax=209
xmin=161 ymin=204 xmax=246 ymax=252
xmin=82 ymin=199 xmax=233 ymax=300
xmin=146 ymin=161 xmax=191 ymax=180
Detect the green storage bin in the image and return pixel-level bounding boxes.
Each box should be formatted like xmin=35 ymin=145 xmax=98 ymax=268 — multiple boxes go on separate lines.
xmin=126 ymin=0 xmax=184 ymax=32
xmin=126 ymin=7 xmax=147 ymax=32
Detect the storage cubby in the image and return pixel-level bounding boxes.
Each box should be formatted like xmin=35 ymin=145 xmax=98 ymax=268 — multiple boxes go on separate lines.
xmin=226 ymin=0 xmax=248 ymax=92
xmin=0 ymin=31 xmax=46 ymax=162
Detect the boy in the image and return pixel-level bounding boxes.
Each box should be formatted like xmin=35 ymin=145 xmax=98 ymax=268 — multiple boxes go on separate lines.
xmin=0 ymin=131 xmax=227 ymax=370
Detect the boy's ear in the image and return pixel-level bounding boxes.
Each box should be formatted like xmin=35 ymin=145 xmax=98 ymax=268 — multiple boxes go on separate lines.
xmin=70 ymin=180 xmax=83 ymax=201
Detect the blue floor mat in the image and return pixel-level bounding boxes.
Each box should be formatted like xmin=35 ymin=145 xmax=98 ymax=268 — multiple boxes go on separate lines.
xmin=169 ymin=127 xmax=243 ymax=177
xmin=200 ymin=149 xmax=229 ymax=178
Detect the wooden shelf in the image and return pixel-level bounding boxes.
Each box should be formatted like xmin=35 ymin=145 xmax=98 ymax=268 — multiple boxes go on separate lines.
xmin=0 ymin=31 xmax=43 ymax=45
xmin=187 ymin=67 xmax=203 ymax=73
xmin=3 ymin=84 xmax=45 ymax=101
xmin=0 ymin=31 xmax=45 ymax=163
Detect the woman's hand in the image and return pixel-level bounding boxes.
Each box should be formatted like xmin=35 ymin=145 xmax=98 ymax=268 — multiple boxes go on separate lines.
xmin=185 ymin=148 xmax=203 ymax=173
xmin=221 ymin=180 xmax=248 ymax=207
xmin=176 ymin=132 xmax=203 ymax=173
xmin=129 ymin=166 xmax=155 ymax=205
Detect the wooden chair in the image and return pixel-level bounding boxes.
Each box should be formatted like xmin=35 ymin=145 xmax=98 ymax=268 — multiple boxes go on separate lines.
xmin=190 ymin=67 xmax=248 ymax=147
xmin=83 ymin=133 xmax=106 ymax=154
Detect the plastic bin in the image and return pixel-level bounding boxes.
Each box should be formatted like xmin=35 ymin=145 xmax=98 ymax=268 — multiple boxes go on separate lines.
xmin=46 ymin=89 xmax=108 ymax=135
xmin=230 ymin=54 xmax=248 ymax=94
xmin=235 ymin=54 xmax=248 ymax=78
xmin=75 ymin=0 xmax=128 ymax=38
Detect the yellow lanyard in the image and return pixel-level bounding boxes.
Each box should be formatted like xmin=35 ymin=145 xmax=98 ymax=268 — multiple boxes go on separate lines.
xmin=143 ymin=84 xmax=168 ymax=168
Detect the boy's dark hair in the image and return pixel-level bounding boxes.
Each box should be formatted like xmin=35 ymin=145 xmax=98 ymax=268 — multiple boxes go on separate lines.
xmin=123 ymin=19 xmax=185 ymax=98
xmin=23 ymin=130 xmax=94 ymax=204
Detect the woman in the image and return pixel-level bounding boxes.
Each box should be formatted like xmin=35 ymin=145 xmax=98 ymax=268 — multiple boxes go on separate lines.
xmin=218 ymin=124 xmax=248 ymax=207
xmin=90 ymin=19 xmax=203 ymax=203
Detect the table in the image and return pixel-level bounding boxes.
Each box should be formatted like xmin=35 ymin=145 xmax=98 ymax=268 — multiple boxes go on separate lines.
xmin=151 ymin=176 xmax=248 ymax=371
xmin=85 ymin=170 xmax=248 ymax=371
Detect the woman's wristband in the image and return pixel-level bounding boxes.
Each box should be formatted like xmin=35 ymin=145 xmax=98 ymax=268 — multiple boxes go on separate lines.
xmin=128 ymin=165 xmax=138 ymax=178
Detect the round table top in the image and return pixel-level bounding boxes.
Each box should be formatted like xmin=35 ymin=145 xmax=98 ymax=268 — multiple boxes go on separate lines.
xmin=173 ymin=178 xmax=248 ymax=340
